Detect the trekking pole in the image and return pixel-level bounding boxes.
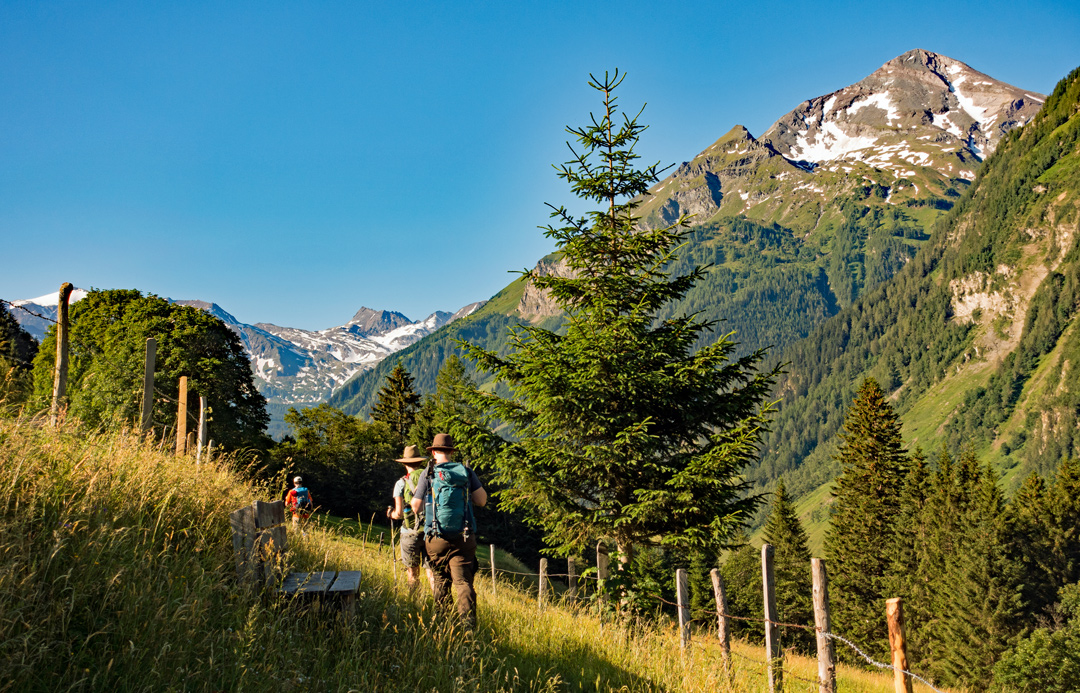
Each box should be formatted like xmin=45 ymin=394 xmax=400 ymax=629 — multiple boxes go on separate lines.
xmin=389 ymin=514 xmax=398 ymax=589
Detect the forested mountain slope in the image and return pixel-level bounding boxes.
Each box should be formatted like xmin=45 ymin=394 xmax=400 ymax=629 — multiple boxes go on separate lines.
xmin=331 ymin=50 xmax=1044 ymax=419
xmin=760 ymin=66 xmax=1080 ymax=506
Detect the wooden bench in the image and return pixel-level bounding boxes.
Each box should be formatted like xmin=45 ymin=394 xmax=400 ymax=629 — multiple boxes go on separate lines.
xmin=229 ymin=499 xmax=361 ymax=615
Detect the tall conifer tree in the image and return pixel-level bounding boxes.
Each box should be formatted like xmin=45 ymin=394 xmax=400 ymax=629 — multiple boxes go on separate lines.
xmin=825 ymin=377 xmax=909 ymax=659
xmin=370 ymin=363 xmax=421 ymax=449
xmin=464 ymin=72 xmax=780 ymax=560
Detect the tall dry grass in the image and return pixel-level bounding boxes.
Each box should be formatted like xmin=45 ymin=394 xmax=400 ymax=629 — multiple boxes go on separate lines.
xmin=0 ymin=416 xmax=943 ymax=692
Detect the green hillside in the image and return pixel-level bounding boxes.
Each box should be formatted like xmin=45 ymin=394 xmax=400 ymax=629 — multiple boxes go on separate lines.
xmin=758 ymin=66 xmax=1080 ymax=517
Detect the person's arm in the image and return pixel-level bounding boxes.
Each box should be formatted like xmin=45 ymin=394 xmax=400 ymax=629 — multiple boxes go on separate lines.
xmin=468 ymin=467 xmax=487 ymax=507
xmin=389 ymin=496 xmax=404 ymax=520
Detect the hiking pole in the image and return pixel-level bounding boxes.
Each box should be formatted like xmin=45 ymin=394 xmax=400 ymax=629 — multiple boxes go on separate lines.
xmin=389 ymin=513 xmax=398 ymax=590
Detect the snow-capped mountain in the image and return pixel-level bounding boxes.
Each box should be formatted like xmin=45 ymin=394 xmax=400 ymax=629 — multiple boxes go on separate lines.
xmin=762 ymin=48 xmax=1044 ymax=178
xmin=638 ymin=49 xmax=1045 ymax=230
xmin=172 ymin=300 xmax=486 ymax=408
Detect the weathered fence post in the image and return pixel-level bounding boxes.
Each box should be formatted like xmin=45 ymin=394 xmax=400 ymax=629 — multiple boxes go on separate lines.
xmin=196 ymin=396 xmax=208 ymax=463
xmin=762 ymin=544 xmax=783 ymax=693
xmin=812 ymin=558 xmax=835 ymax=693
xmin=567 ymin=557 xmax=578 ymax=601
xmin=140 ymin=337 xmax=156 ymax=434
xmin=490 ymin=544 xmax=497 ymax=593
xmin=175 ymin=376 xmax=188 ymax=456
xmin=539 ymin=557 xmax=548 ymax=608
xmin=50 ymin=282 xmax=74 ymax=427
xmin=597 ymin=541 xmax=610 ymax=581
xmin=186 ymin=431 xmax=195 ymax=456
xmin=711 ymin=568 xmax=732 ymax=678
xmin=886 ymin=598 xmax=914 ymax=693
xmin=676 ymin=567 xmax=691 ymax=651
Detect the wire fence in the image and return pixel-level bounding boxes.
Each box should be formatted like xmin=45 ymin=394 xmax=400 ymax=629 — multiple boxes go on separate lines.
xmin=423 ymin=543 xmax=948 ymax=693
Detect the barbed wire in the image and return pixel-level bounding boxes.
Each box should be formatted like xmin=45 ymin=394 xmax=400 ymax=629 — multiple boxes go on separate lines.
xmin=824 ymin=631 xmax=944 ymax=693
xmin=0 ymin=298 xmax=58 ymax=324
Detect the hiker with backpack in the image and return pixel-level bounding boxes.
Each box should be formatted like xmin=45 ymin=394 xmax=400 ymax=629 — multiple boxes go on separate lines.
xmin=386 ymin=445 xmax=435 ymax=594
xmin=409 ymin=433 xmax=487 ymax=629
xmin=285 ymin=476 xmax=314 ymax=524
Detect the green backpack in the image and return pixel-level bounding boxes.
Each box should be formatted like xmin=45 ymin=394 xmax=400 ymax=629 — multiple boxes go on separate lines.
xmin=401 ymin=468 xmax=424 ymax=531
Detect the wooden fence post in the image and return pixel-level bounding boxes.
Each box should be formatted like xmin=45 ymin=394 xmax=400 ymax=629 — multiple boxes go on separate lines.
xmin=886 ymin=598 xmax=914 ymax=693
xmin=676 ymin=568 xmax=690 ymax=651
xmin=196 ymin=396 xmax=208 ymax=463
xmin=711 ymin=568 xmax=731 ymax=678
xmin=539 ymin=557 xmax=548 ymax=608
xmin=140 ymin=337 xmax=156 ymax=434
xmin=50 ymin=282 xmax=73 ymax=427
xmin=597 ymin=541 xmax=610 ymax=581
xmin=175 ymin=376 xmax=188 ymax=456
xmin=762 ymin=544 xmax=783 ymax=693
xmin=812 ymin=558 xmax=835 ymax=693
xmin=567 ymin=557 xmax=578 ymax=601
xmin=490 ymin=544 xmax=497 ymax=593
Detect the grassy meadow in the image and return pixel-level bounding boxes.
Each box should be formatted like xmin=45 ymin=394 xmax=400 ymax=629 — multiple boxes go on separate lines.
xmin=0 ymin=415 xmax=947 ymax=692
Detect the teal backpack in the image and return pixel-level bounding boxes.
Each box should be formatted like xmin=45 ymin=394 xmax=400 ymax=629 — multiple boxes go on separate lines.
xmin=294 ymin=486 xmax=311 ymax=507
xmin=423 ymin=462 xmax=476 ymax=539
xmin=401 ymin=468 xmax=424 ymax=531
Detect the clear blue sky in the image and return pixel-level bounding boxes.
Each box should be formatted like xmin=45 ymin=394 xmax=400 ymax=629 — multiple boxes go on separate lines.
xmin=2 ymin=1 xmax=1077 ymax=329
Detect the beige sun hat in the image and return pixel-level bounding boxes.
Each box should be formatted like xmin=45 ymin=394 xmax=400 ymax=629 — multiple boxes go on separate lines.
xmin=395 ymin=445 xmax=428 ymax=463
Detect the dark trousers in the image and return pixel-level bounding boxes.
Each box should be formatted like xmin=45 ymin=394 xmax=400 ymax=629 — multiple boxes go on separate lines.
xmin=425 ymin=534 xmax=478 ymax=628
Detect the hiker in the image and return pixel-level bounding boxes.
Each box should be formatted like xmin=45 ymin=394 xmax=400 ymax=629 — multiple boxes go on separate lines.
xmin=410 ymin=433 xmax=487 ymax=629
xmin=285 ymin=476 xmax=313 ymax=523
xmin=387 ymin=444 xmax=436 ymax=593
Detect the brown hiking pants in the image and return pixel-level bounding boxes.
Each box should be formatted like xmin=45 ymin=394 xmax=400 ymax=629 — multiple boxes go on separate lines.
xmin=425 ymin=534 xmax=478 ymax=628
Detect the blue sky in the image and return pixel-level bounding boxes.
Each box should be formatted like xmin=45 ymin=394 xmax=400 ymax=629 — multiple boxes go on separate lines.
xmin=2 ymin=1 xmax=1077 ymax=329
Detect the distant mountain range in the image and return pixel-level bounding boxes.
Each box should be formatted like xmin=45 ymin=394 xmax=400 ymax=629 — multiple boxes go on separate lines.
xmin=10 ymin=291 xmax=485 ymax=438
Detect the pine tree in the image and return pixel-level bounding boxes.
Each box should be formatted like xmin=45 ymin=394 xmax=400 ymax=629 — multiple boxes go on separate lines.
xmin=463 ymin=71 xmax=780 ymax=561
xmin=882 ymin=447 xmax=932 ymax=665
xmin=689 ymin=547 xmax=717 ymax=622
xmin=934 ymin=459 xmax=1024 ymax=687
xmin=825 ymin=377 xmax=909 ymax=659
xmin=370 ymin=363 xmax=420 ymax=449
xmin=763 ymin=478 xmax=814 ymax=651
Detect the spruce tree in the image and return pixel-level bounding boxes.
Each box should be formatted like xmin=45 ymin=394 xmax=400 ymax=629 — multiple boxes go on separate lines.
xmin=370 ymin=362 xmax=420 ymax=449
xmin=825 ymin=377 xmax=909 ymax=659
xmin=463 ymin=72 xmax=779 ymax=560
xmin=763 ymin=478 xmax=813 ymax=651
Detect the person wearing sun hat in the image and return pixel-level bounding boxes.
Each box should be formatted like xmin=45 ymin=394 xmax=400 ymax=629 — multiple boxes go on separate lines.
xmin=410 ymin=433 xmax=487 ymax=629
xmin=387 ymin=445 xmax=435 ymax=593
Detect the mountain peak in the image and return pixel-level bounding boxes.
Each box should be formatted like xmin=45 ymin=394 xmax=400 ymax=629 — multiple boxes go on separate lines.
xmin=347 ymin=306 xmax=414 ymax=336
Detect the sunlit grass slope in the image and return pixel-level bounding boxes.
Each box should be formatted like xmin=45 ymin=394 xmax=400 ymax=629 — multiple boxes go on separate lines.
xmin=1 ymin=417 xmax=944 ymax=692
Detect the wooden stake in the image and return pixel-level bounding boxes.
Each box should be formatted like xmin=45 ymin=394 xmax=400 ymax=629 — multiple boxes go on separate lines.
xmin=567 ymin=557 xmax=578 ymax=601
xmin=597 ymin=541 xmax=610 ymax=580
xmin=539 ymin=557 xmax=548 ymax=608
xmin=762 ymin=544 xmax=783 ymax=693
xmin=711 ymin=568 xmax=732 ymax=678
xmin=50 ymin=282 xmax=73 ymax=427
xmin=175 ymin=376 xmax=188 ymax=456
xmin=490 ymin=544 xmax=497 ymax=593
xmin=186 ymin=431 xmax=195 ymax=456
xmin=886 ymin=598 xmax=913 ymax=693
xmin=140 ymin=337 xmax=156 ymax=434
xmin=196 ymin=396 xmax=208 ymax=463
xmin=812 ymin=558 xmax=835 ymax=693
xmin=676 ymin=567 xmax=690 ymax=651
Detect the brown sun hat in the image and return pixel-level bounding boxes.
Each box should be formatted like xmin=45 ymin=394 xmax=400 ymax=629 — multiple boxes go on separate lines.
xmin=426 ymin=433 xmax=457 ymax=452
xmin=395 ymin=445 xmax=428 ymax=463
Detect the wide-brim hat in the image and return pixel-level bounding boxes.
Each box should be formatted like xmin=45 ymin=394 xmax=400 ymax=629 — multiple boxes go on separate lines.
xmin=426 ymin=433 xmax=457 ymax=452
xmin=395 ymin=445 xmax=428 ymax=463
